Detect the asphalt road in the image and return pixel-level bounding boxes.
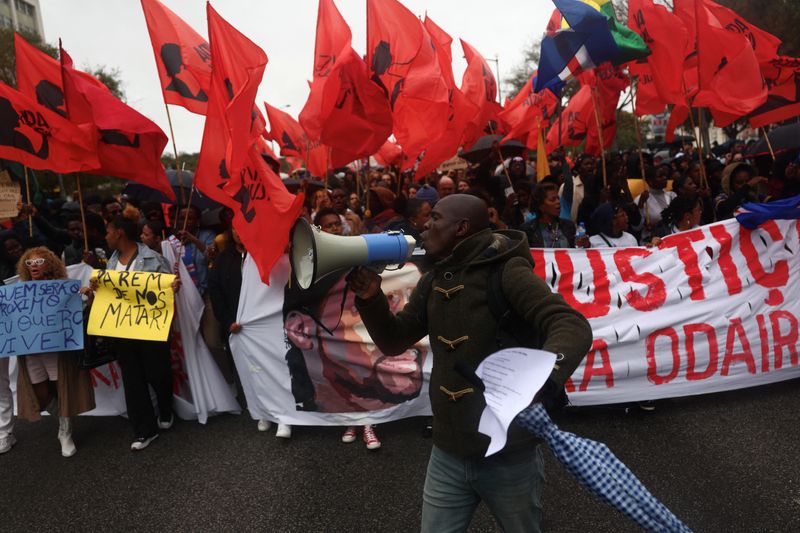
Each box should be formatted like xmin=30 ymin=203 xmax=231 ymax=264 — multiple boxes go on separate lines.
xmin=2 ymin=378 xmax=799 ymax=532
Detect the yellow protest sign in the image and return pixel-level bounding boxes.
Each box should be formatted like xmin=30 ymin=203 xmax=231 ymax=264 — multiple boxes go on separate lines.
xmin=87 ymin=269 xmax=176 ymax=341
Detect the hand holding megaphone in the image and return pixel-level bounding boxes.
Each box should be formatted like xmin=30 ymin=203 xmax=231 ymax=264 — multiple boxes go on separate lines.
xmin=347 ymin=267 xmax=382 ymax=300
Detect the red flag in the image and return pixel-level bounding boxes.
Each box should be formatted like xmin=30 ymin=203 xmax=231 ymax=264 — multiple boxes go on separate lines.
xmin=366 ymin=0 xmax=449 ymax=160
xmin=299 ymin=0 xmax=392 ymax=162
xmin=628 ymin=0 xmax=688 ymax=105
xmin=629 ymin=62 xmax=667 ymax=116
xmin=140 ymin=0 xmax=211 ymax=115
xmin=460 ymin=39 xmax=503 ymax=148
xmin=747 ymin=56 xmax=800 ymax=127
xmin=0 ymin=81 xmax=99 ymax=173
xmin=410 ymin=16 xmax=477 ymax=179
xmin=374 ymin=140 xmax=405 ymax=167
xmin=546 ymin=84 xmax=592 ymax=152
xmin=15 ymin=34 xmax=102 ymax=117
xmin=500 ymin=72 xmax=559 ymax=149
xmin=265 ymin=102 xmax=331 ymax=177
xmin=580 ymin=64 xmax=628 ymax=156
xmin=675 ymin=0 xmax=767 ymax=118
xmin=59 ymin=46 xmax=173 ymax=199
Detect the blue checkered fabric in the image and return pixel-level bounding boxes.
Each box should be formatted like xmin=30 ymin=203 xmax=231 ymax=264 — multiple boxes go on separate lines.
xmin=516 ymin=404 xmax=692 ymax=533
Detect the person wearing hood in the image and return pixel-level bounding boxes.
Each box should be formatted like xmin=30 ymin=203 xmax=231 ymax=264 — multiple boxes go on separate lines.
xmin=364 ymin=186 xmax=397 ymax=232
xmin=715 ymin=162 xmax=766 ymax=220
xmin=589 ymin=203 xmax=639 ymax=248
xmin=348 ymin=194 xmax=593 ymax=532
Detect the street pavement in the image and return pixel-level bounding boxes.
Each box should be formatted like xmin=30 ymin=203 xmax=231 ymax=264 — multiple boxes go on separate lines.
xmin=2 ymin=378 xmax=799 ymax=532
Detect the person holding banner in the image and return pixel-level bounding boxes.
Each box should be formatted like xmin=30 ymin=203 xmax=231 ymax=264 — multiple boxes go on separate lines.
xmin=14 ymin=247 xmax=95 ymax=457
xmin=83 ymin=216 xmax=179 ymax=451
xmin=349 ymin=194 xmax=593 ymax=532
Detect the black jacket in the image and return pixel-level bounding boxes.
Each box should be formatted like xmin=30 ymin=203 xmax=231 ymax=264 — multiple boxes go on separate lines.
xmin=208 ymin=247 xmax=245 ymax=333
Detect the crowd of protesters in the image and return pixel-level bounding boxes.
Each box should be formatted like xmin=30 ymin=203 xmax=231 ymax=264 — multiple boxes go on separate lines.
xmin=1 ymin=138 xmax=798 ymax=457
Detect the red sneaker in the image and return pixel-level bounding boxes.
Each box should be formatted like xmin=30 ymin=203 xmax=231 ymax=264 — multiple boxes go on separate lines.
xmin=363 ymin=425 xmax=381 ymax=450
xmin=342 ymin=426 xmax=357 ymax=443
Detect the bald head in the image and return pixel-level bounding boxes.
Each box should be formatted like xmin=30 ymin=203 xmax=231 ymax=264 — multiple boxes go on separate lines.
xmin=437 ymin=194 xmax=490 ymax=235
xmin=421 ymin=194 xmax=491 ymax=259
xmin=437 ymin=176 xmax=456 ymax=198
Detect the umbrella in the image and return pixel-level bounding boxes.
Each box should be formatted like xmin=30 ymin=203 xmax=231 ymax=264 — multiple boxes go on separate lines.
xmin=516 ymin=404 xmax=692 ymax=532
xmin=460 ymin=134 xmax=526 ymax=164
xmin=747 ymin=123 xmax=800 ymax=156
xmin=123 ymin=169 xmax=220 ymax=211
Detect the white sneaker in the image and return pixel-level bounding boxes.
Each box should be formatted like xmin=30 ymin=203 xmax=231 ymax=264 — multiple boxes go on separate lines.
xmin=257 ymin=419 xmax=271 ymax=432
xmin=275 ymin=424 xmax=292 ymax=439
xmin=0 ymin=434 xmax=16 ymax=454
xmin=58 ymin=417 xmax=77 ymax=458
xmin=130 ymin=434 xmax=159 ymax=451
xmin=158 ymin=414 xmax=174 ymax=430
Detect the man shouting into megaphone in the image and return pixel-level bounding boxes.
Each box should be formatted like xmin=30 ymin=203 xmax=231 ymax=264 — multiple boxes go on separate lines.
xmin=349 ymin=194 xmax=593 ymax=533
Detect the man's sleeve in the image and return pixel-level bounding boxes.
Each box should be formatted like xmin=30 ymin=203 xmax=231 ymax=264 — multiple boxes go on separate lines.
xmin=355 ymin=278 xmax=429 ymax=357
xmin=502 ymin=256 xmax=593 ymax=388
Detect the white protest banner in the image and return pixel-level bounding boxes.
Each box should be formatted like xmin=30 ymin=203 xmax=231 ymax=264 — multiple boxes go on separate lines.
xmin=533 ymin=218 xmax=800 ymax=405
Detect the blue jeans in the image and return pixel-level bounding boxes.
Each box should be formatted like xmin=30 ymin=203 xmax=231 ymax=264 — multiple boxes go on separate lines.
xmin=421 ymin=445 xmax=545 ymax=533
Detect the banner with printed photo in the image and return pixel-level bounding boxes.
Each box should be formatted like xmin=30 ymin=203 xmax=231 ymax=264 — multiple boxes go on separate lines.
xmin=230 ymin=255 xmax=433 ymax=427
xmin=87 ymin=269 xmax=176 ymax=341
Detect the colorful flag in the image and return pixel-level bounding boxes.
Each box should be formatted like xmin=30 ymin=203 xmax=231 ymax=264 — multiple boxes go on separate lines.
xmin=535 ymin=0 xmax=624 ymax=92
xmin=299 ymin=0 xmax=392 ymax=163
xmin=591 ymin=0 xmax=650 ymax=64
xmin=60 ymin=46 xmax=173 ymax=199
xmin=0 ymin=81 xmax=99 ymax=173
xmin=140 ymin=0 xmax=211 ymax=115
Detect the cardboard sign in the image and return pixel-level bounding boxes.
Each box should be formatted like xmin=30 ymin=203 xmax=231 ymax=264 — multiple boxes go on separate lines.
xmin=0 ymin=170 xmax=21 ymax=220
xmin=87 ymin=269 xmax=176 ymax=341
xmin=0 ymin=280 xmax=84 ymax=357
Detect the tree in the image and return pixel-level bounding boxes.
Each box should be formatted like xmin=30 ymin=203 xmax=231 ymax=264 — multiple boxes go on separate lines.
xmin=505 ymin=38 xmax=541 ymax=98
xmin=716 ymin=0 xmax=800 ymax=56
xmin=616 ymin=110 xmax=650 ymax=151
xmin=0 ymin=27 xmax=125 ymax=100
xmin=0 ymin=28 xmax=57 ymax=87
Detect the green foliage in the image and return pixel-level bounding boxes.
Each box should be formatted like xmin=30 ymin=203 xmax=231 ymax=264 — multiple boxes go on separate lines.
xmin=505 ymin=39 xmax=540 ymax=98
xmin=88 ymin=66 xmax=125 ymax=101
xmin=616 ymin=111 xmax=650 ymax=151
xmin=0 ymin=27 xmax=57 ymax=87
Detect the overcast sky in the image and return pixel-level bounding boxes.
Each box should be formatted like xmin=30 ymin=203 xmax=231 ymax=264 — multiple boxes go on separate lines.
xmin=39 ymin=0 xmax=552 ymax=154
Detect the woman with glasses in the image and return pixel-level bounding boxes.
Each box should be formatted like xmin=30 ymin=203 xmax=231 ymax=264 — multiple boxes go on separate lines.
xmin=14 ymin=247 xmax=95 ymax=457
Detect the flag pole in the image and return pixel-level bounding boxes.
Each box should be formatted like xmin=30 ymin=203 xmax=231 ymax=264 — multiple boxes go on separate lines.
xmin=590 ymin=87 xmax=608 ymax=187
xmin=164 ymin=103 xmax=186 ymax=208
xmin=761 ymin=127 xmax=776 ymax=161
xmin=686 ymin=106 xmax=709 ymax=190
xmin=75 ymin=174 xmax=89 ymax=252
xmin=23 ymin=166 xmax=32 ymax=238
xmin=629 ymin=75 xmax=648 ymax=183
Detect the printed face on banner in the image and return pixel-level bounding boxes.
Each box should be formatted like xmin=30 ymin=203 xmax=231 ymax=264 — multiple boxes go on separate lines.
xmin=87 ymin=269 xmax=176 ymax=342
xmin=284 ymin=264 xmax=428 ymax=413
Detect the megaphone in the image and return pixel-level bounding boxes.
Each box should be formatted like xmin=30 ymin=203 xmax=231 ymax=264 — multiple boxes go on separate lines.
xmin=290 ymin=218 xmax=417 ymax=289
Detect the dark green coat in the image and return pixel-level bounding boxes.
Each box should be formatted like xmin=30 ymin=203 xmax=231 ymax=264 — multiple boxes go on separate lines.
xmin=356 ymin=229 xmax=593 ymax=459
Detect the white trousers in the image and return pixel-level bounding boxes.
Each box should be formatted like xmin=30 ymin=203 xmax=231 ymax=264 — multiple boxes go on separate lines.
xmin=0 ymin=357 xmax=13 ymax=438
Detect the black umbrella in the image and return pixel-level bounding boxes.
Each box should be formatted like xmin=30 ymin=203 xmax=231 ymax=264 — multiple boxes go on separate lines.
xmin=459 ymin=134 xmax=526 ymax=164
xmin=123 ymin=181 xmax=220 ymax=211
xmin=747 ymin=123 xmax=800 ymax=156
